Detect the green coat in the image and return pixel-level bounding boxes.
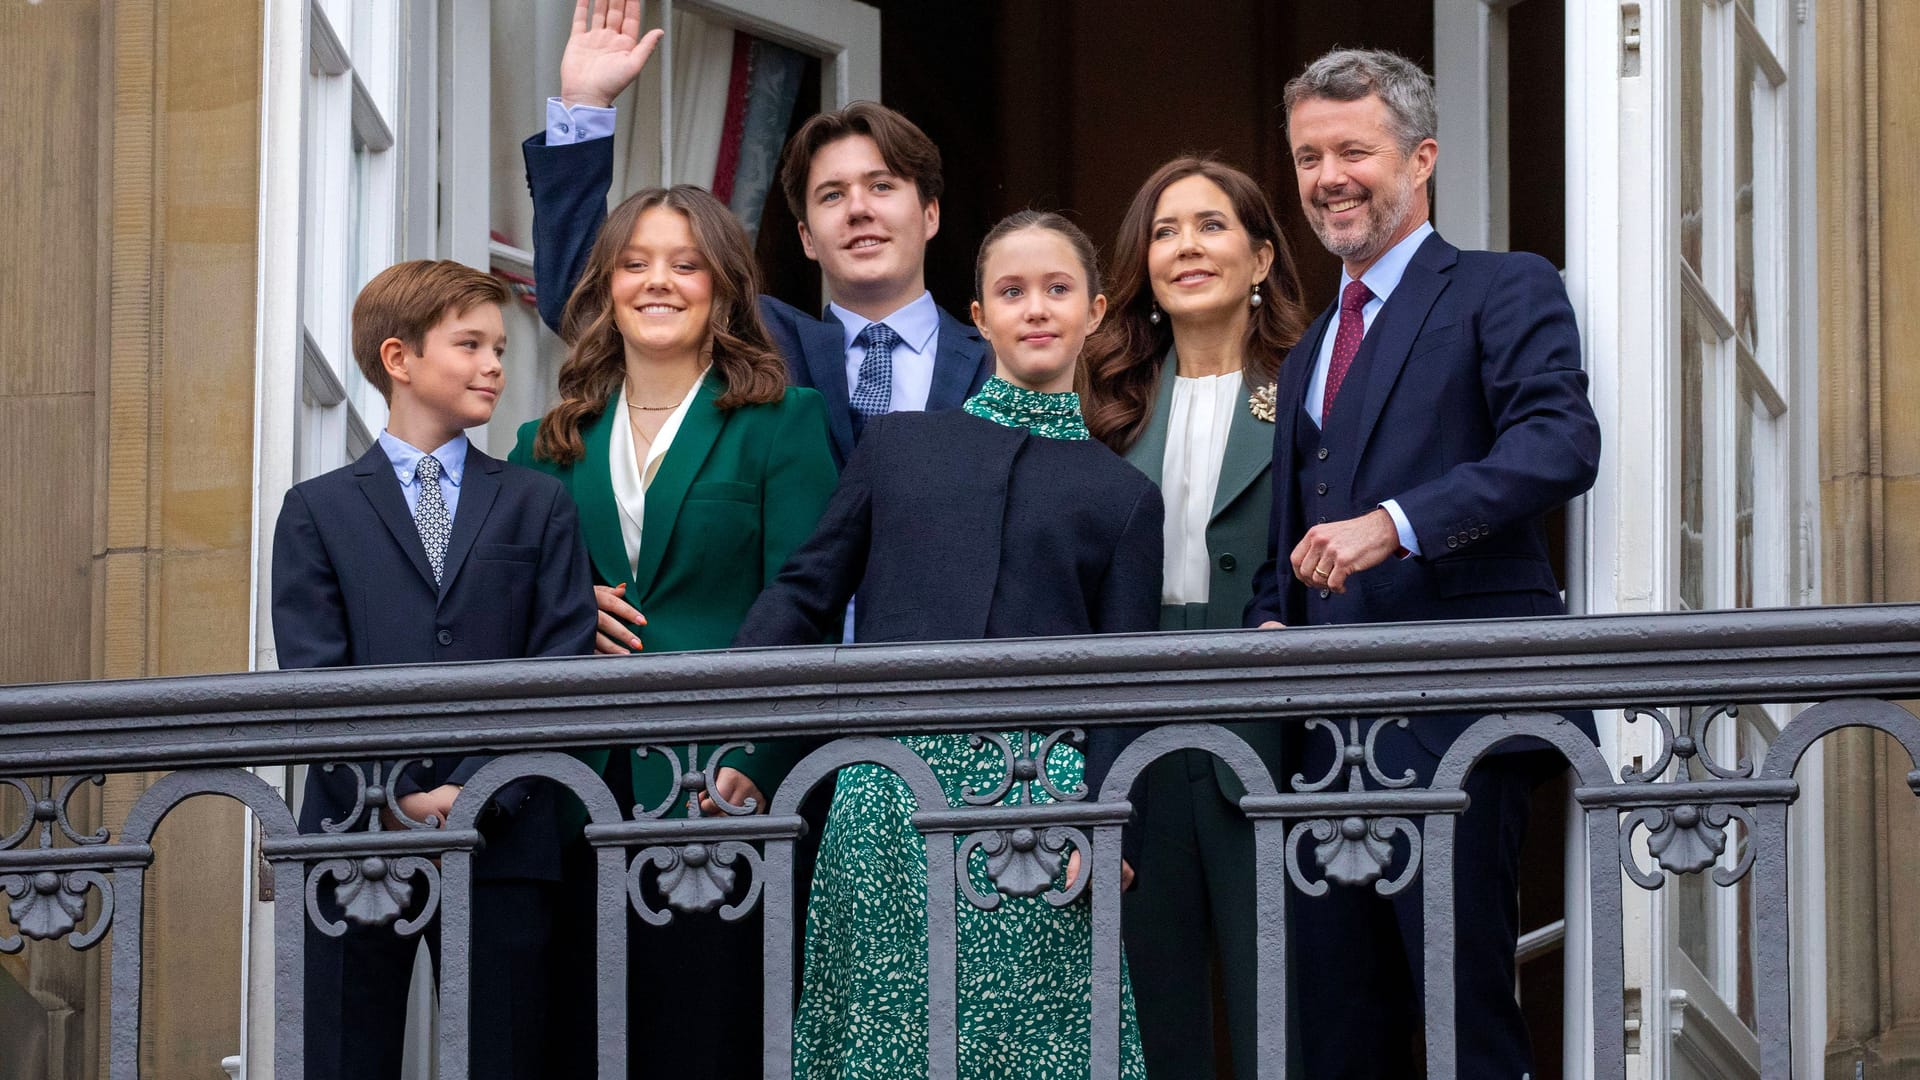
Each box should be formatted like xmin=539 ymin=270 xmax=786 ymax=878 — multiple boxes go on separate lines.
xmin=510 ymin=374 xmax=838 ymax=814
xmin=1123 ymin=351 xmax=1284 ymax=798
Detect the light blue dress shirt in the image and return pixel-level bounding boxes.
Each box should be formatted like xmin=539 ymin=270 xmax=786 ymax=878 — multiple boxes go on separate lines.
xmin=546 ymin=98 xmax=618 ymax=144
xmin=1305 ymin=220 xmax=1436 ymax=556
xmin=827 ymin=291 xmax=942 ymax=413
xmin=378 ymin=431 xmax=468 ymax=523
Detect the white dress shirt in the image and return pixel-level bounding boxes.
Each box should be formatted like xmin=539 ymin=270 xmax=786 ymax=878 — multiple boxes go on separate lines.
xmin=378 ymin=430 xmax=468 ymax=521
xmin=827 ymin=291 xmax=942 ymax=413
xmin=1305 ymin=220 xmax=1436 ymax=556
xmin=1161 ymin=371 xmax=1243 ymax=605
xmin=608 ymin=374 xmax=707 ymax=581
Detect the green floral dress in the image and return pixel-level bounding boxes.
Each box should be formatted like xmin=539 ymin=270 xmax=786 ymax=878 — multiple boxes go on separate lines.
xmin=792 ymin=734 xmax=1148 ymax=1079
xmin=793 ymin=379 xmax=1147 ymax=1080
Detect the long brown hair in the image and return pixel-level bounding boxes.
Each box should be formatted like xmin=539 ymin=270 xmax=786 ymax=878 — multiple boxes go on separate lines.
xmin=1081 ymin=157 xmax=1307 ymax=452
xmin=533 ymin=186 xmax=789 ymax=465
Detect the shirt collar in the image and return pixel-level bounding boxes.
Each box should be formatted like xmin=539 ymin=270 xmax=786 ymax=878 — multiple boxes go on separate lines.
xmin=827 ymin=291 xmax=942 ymax=355
xmin=1338 ymin=220 xmax=1436 ymax=307
xmin=379 ymin=429 xmax=470 ymax=488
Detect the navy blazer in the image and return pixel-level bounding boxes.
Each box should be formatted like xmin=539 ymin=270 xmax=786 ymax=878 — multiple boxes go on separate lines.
xmin=272 ymin=442 xmax=597 ymax=879
xmin=1245 ymin=232 xmax=1602 ymax=758
xmin=522 ymin=132 xmax=993 ymax=464
xmin=734 ymin=409 xmax=1163 ymax=807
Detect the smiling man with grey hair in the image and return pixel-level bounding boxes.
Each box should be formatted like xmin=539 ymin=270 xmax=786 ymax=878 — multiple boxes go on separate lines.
xmin=1248 ymin=46 xmax=1602 ymax=1080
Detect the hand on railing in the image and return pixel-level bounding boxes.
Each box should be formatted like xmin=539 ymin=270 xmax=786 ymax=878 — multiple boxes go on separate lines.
xmin=593 ymin=582 xmax=646 ymax=654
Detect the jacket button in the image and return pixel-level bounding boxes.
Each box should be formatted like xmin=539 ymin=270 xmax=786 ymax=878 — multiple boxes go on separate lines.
xmin=1218 ymin=553 xmax=1237 ymax=572
xmin=1317 ymin=447 xmax=1329 ymax=461
xmin=1315 ymin=482 xmax=1329 ymax=495
xmin=1469 ymin=527 xmax=1481 ymax=540
xmin=1319 ymin=588 xmax=1332 ymax=599
xmin=1447 ymin=537 xmax=1459 ymax=549
xmin=436 ymin=629 xmax=453 ymax=646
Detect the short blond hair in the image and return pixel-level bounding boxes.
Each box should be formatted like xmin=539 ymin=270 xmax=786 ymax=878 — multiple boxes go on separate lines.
xmin=351 ymin=260 xmax=509 ymax=401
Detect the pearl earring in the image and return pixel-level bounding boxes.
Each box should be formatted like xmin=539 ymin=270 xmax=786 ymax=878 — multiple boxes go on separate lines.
xmin=1149 ymin=302 xmax=1162 ymax=326
xmin=1250 ymin=282 xmax=1264 ymax=308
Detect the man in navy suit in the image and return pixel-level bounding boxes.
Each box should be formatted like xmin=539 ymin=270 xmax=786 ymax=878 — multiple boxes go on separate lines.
xmin=526 ymin=0 xmax=994 ymax=653
xmin=273 ymin=261 xmax=597 ymax=1079
xmin=1246 ymin=49 xmax=1602 ymax=1078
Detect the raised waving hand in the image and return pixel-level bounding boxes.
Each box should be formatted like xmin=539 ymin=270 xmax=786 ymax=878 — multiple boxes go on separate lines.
xmin=560 ymin=0 xmax=664 ymax=109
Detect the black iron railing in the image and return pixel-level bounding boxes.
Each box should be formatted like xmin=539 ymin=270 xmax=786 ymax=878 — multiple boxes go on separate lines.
xmin=3 ymin=604 xmax=1919 ymax=1079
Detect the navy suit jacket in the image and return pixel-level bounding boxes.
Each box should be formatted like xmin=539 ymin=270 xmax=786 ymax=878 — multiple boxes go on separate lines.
xmin=522 ymin=132 xmax=993 ymax=464
xmin=272 ymin=442 xmax=597 ymax=879
xmin=1245 ymin=232 xmax=1602 ymax=759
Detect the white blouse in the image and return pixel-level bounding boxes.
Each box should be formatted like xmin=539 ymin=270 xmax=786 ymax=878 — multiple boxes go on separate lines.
xmin=607 ymin=372 xmax=708 ymax=580
xmin=1161 ymin=370 xmax=1243 ymax=605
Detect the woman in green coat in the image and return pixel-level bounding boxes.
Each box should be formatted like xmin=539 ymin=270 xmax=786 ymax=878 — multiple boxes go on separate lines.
xmin=510 ymin=184 xmax=837 ymax=1079
xmin=1081 ymin=157 xmax=1308 ymax=1080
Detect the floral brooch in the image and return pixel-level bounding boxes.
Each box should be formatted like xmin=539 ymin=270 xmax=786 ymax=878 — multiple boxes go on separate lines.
xmin=1248 ymin=381 xmax=1278 ymax=423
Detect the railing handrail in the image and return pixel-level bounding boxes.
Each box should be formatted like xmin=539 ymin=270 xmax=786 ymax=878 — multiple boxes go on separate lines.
xmin=2 ymin=602 xmax=1918 ymax=776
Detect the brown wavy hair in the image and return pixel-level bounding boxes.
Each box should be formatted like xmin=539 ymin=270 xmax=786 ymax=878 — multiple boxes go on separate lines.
xmin=1081 ymin=157 xmax=1307 ymax=453
xmin=533 ymin=186 xmax=789 ymax=464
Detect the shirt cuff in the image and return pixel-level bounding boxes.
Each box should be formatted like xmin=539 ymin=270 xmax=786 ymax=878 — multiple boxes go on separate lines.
xmin=545 ymin=97 xmax=617 ymax=145
xmin=1379 ymin=500 xmax=1422 ymax=558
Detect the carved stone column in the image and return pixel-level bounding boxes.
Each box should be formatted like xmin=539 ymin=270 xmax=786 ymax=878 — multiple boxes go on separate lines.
xmin=1819 ymin=0 xmax=1920 ymax=1074
xmin=0 ymin=0 xmax=261 ymax=1075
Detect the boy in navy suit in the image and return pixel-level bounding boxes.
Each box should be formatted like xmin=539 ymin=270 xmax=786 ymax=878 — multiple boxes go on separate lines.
xmin=272 ymin=260 xmax=597 ymax=1079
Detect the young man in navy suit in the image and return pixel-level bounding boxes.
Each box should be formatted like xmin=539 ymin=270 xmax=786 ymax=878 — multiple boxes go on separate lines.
xmin=272 ymin=260 xmax=597 ymax=1079
xmin=1246 ymin=50 xmax=1602 ymax=1078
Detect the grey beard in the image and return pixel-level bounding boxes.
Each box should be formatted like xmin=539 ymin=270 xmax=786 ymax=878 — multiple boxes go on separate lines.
xmin=1311 ymin=182 xmax=1413 ymax=262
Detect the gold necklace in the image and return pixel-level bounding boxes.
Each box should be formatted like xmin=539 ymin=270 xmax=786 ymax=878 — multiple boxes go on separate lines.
xmin=625 ymin=399 xmax=680 ymax=412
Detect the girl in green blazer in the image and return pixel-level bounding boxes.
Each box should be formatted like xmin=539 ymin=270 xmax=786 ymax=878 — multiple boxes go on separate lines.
xmin=509 ymin=184 xmax=836 ymax=1079
xmin=1080 ymin=157 xmax=1309 ymax=1080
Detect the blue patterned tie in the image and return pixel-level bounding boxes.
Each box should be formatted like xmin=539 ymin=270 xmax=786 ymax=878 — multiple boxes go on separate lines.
xmin=850 ymin=322 xmax=898 ymax=433
xmin=413 ymin=453 xmax=451 ymax=585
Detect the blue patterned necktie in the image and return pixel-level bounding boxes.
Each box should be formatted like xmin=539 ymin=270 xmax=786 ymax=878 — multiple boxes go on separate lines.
xmin=413 ymin=453 xmax=451 ymax=585
xmin=850 ymin=322 xmax=899 ymax=433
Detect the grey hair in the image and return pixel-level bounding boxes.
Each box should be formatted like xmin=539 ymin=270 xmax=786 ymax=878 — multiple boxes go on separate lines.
xmin=1283 ymin=49 xmax=1437 ymax=154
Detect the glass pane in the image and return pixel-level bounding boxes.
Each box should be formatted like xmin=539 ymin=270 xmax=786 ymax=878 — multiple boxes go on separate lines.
xmin=1678 ymin=867 xmax=1715 ymax=977
xmin=1734 ymin=30 xmax=1769 ymax=354
xmin=1735 ymin=357 xmax=1758 ymax=610
xmin=1680 ymin=0 xmax=1705 ymax=274
xmin=1680 ymin=302 xmax=1707 ymax=611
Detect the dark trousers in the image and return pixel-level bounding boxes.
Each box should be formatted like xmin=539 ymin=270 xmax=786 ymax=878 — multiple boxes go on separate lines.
xmin=1124 ymin=748 xmax=1267 ymax=1079
xmin=1291 ymin=737 xmax=1552 ymax=1080
xmin=303 ymin=877 xmax=556 ymax=1080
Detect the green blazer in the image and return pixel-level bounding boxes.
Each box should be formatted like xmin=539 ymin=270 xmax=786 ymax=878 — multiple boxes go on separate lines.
xmin=1123 ymin=351 xmax=1283 ymax=797
xmin=510 ymin=374 xmax=838 ymax=814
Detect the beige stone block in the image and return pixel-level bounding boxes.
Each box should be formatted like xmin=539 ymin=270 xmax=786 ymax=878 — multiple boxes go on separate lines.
xmin=0 ymin=397 xmax=97 ymax=685
xmin=0 ymin=0 xmax=106 ymax=400
xmin=1884 ymin=477 xmax=1920 ymax=601
xmin=153 ymin=549 xmax=252 ymax=677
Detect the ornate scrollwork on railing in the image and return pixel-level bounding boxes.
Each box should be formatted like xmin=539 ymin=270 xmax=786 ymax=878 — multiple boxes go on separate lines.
xmin=0 ymin=775 xmax=115 ymax=953
xmin=955 ymin=730 xmax=1094 ymax=910
xmin=1284 ymin=718 xmax=1423 ymax=897
xmin=628 ymin=841 xmax=763 ymax=925
xmin=1620 ymin=705 xmax=1754 ymax=784
xmin=623 ymin=742 xmax=767 ymax=924
xmin=1613 ymin=705 xmax=1764 ymax=890
xmin=301 ymin=760 xmax=447 ymax=936
xmin=962 ymin=729 xmax=1089 ymax=806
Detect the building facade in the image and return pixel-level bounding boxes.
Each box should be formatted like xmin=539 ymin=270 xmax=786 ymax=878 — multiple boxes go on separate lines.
xmin=0 ymin=0 xmax=1914 ymax=1076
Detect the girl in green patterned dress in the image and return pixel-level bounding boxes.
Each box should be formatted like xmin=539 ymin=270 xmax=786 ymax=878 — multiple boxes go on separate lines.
xmin=738 ymin=212 xmax=1161 ymax=1078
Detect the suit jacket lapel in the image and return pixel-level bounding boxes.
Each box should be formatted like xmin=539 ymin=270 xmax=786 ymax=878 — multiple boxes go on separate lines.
xmin=629 ymin=374 xmax=726 ymax=598
xmin=352 ymin=444 xmax=438 ymax=590
xmin=436 ymin=448 xmax=501 ymax=601
xmin=799 ymin=311 xmax=855 ymax=460
xmin=928 ymin=307 xmax=991 ymax=410
xmin=572 ymin=404 xmax=633 ymax=589
xmin=1212 ymin=377 xmax=1273 ymax=522
xmin=1123 ymin=351 xmax=1178 ymax=483
xmin=1349 ymin=233 xmax=1455 ymax=468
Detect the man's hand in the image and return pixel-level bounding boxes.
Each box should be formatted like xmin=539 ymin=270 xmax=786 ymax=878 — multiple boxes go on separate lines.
xmin=560 ymin=0 xmax=664 ymax=109
xmin=397 ymin=783 xmax=462 ymax=828
xmin=1290 ymin=507 xmax=1401 ymax=593
xmin=1064 ymin=850 xmax=1136 ymax=892
xmin=594 ymin=582 xmax=646 ymax=654
xmin=696 ymin=766 xmax=767 ymax=815
xmin=1257 ymin=621 xmax=1287 ymax=629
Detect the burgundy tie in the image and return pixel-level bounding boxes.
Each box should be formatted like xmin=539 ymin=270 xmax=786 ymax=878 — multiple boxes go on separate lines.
xmin=1321 ymin=279 xmax=1375 ymax=419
